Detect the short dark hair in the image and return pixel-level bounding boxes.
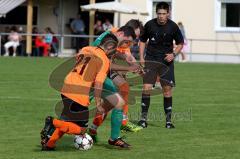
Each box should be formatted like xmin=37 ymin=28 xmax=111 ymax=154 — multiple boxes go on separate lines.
xmin=117 ymin=26 xmax=136 ymax=40
xmin=99 ymin=33 xmax=118 ymax=46
xmin=125 ymin=19 xmax=144 ymax=35
xmin=156 ymin=2 xmax=170 ymax=13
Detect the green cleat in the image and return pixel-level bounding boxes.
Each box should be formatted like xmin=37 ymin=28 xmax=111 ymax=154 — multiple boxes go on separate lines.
xmin=121 ymin=121 xmax=143 ymax=132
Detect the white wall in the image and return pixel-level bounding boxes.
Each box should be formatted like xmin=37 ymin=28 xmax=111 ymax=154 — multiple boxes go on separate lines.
xmin=173 ymin=0 xmax=240 ymax=55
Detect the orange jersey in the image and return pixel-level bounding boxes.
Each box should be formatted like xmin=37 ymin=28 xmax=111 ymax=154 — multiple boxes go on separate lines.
xmin=61 ymin=46 xmax=110 ymax=106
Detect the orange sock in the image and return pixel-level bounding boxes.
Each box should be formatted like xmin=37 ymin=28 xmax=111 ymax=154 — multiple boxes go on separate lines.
xmin=46 ymin=128 xmax=64 ymax=148
xmin=53 ymin=119 xmax=82 ymax=134
xmin=91 ymin=100 xmax=115 ymax=130
xmin=92 ymin=112 xmax=107 ymax=127
xmin=119 ymin=83 xmax=129 ymax=125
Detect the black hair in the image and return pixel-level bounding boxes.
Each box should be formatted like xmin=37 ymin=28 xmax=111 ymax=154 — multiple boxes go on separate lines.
xmin=156 ymin=2 xmax=170 ymax=13
xmin=125 ymin=19 xmax=143 ymax=30
xmin=125 ymin=19 xmax=144 ymax=35
xmin=99 ymin=33 xmax=118 ymax=46
xmin=117 ymin=25 xmax=136 ymax=40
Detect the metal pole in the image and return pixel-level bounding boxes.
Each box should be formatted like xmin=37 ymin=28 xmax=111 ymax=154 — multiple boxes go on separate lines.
xmin=190 ymin=39 xmax=193 ymax=61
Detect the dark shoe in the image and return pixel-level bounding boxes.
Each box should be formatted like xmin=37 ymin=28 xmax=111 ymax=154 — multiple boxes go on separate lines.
xmin=41 ymin=145 xmax=55 ymax=151
xmin=165 ymin=122 xmax=175 ymax=129
xmin=87 ymin=128 xmax=99 ymax=143
xmin=137 ymin=120 xmax=148 ymax=128
xmin=108 ymin=138 xmax=131 ymax=149
xmin=40 ymin=116 xmax=55 ymax=146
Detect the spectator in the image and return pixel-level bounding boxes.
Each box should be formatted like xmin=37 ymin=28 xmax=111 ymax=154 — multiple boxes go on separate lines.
xmin=177 ymin=22 xmax=188 ymax=62
xmin=4 ymin=26 xmax=22 ymax=57
xmin=45 ymin=27 xmax=59 ymax=56
xmin=94 ymin=20 xmax=104 ymax=35
xmin=103 ymin=19 xmax=113 ymax=31
xmin=70 ymin=14 xmax=87 ymax=51
xmin=35 ymin=32 xmax=50 ymax=57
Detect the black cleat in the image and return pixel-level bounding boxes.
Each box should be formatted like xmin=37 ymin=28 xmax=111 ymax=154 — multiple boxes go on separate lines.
xmin=137 ymin=120 xmax=148 ymax=128
xmin=40 ymin=116 xmax=55 ymax=146
xmin=108 ymin=138 xmax=131 ymax=149
xmin=41 ymin=145 xmax=55 ymax=151
xmin=166 ymin=122 xmax=175 ymax=129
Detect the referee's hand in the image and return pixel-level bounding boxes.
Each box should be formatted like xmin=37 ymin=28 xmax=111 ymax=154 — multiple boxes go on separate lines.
xmin=140 ymin=57 xmax=145 ymax=66
xmin=164 ymin=53 xmax=175 ymax=62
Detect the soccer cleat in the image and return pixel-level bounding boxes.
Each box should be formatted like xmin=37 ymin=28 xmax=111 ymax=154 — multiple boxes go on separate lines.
xmin=108 ymin=137 xmax=131 ymax=149
xmin=41 ymin=145 xmax=55 ymax=151
xmin=87 ymin=128 xmax=99 ymax=143
xmin=121 ymin=121 xmax=143 ymax=132
xmin=166 ymin=122 xmax=175 ymax=129
xmin=137 ymin=120 xmax=148 ymax=128
xmin=40 ymin=116 xmax=55 ymax=147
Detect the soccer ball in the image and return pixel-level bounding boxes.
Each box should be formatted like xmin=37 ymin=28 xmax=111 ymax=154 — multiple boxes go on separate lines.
xmin=74 ymin=133 xmax=93 ymax=150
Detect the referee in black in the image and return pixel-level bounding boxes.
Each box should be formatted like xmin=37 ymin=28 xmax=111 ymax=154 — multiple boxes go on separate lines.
xmin=138 ymin=2 xmax=184 ymax=129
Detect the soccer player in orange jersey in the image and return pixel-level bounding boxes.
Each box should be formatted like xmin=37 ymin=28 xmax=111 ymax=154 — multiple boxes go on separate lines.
xmin=40 ymin=33 xmax=131 ymax=150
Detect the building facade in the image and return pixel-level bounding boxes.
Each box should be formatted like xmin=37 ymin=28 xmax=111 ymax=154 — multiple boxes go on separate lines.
xmin=1 ymin=0 xmax=240 ymax=62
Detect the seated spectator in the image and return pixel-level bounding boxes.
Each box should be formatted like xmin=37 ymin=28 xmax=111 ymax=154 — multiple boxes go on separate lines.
xmin=35 ymin=32 xmax=50 ymax=57
xmin=45 ymin=27 xmax=58 ymax=56
xmin=4 ymin=26 xmax=22 ymax=57
xmin=103 ymin=19 xmax=113 ymax=31
xmin=94 ymin=20 xmax=104 ymax=35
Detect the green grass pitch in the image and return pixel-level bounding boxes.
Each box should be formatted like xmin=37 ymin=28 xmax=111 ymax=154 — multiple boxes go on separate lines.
xmin=0 ymin=57 xmax=239 ymax=159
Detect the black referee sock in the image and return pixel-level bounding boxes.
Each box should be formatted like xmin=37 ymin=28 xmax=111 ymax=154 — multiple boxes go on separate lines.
xmin=164 ymin=97 xmax=172 ymax=123
xmin=141 ymin=93 xmax=150 ymax=121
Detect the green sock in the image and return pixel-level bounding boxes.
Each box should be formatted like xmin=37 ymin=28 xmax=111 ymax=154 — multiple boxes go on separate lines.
xmin=110 ymin=108 xmax=123 ymax=140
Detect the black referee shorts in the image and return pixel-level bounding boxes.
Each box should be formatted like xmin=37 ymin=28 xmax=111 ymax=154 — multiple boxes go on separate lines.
xmin=143 ymin=55 xmax=175 ymax=87
xmin=60 ymin=94 xmax=89 ymax=128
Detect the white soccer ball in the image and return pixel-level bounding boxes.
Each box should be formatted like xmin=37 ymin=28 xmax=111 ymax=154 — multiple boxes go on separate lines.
xmin=74 ymin=133 xmax=93 ymax=150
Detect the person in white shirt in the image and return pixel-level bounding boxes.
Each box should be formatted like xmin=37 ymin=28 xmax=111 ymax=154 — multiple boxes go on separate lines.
xmin=4 ymin=27 xmax=22 ymax=57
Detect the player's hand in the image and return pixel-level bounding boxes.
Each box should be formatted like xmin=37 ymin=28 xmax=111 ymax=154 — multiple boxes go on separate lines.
xmin=136 ymin=67 xmax=145 ymax=76
xmin=128 ymin=65 xmax=140 ymax=72
xmin=164 ymin=53 xmax=175 ymax=62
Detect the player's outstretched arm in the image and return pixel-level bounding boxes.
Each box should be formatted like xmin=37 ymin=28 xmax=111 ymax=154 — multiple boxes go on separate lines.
xmin=110 ymin=63 xmax=139 ymax=72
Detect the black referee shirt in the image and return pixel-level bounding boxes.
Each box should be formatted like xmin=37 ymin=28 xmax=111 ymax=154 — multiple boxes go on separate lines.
xmin=140 ymin=18 xmax=184 ymax=57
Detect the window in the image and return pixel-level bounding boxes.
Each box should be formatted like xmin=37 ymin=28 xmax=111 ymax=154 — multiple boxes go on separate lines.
xmin=0 ymin=6 xmax=38 ymax=25
xmin=215 ymin=0 xmax=240 ymax=32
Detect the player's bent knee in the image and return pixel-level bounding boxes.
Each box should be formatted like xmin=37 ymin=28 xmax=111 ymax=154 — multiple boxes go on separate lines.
xmin=163 ymin=90 xmax=172 ymax=97
xmin=105 ymin=93 xmax=125 ymax=110
xmin=163 ymin=86 xmax=172 ymax=97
